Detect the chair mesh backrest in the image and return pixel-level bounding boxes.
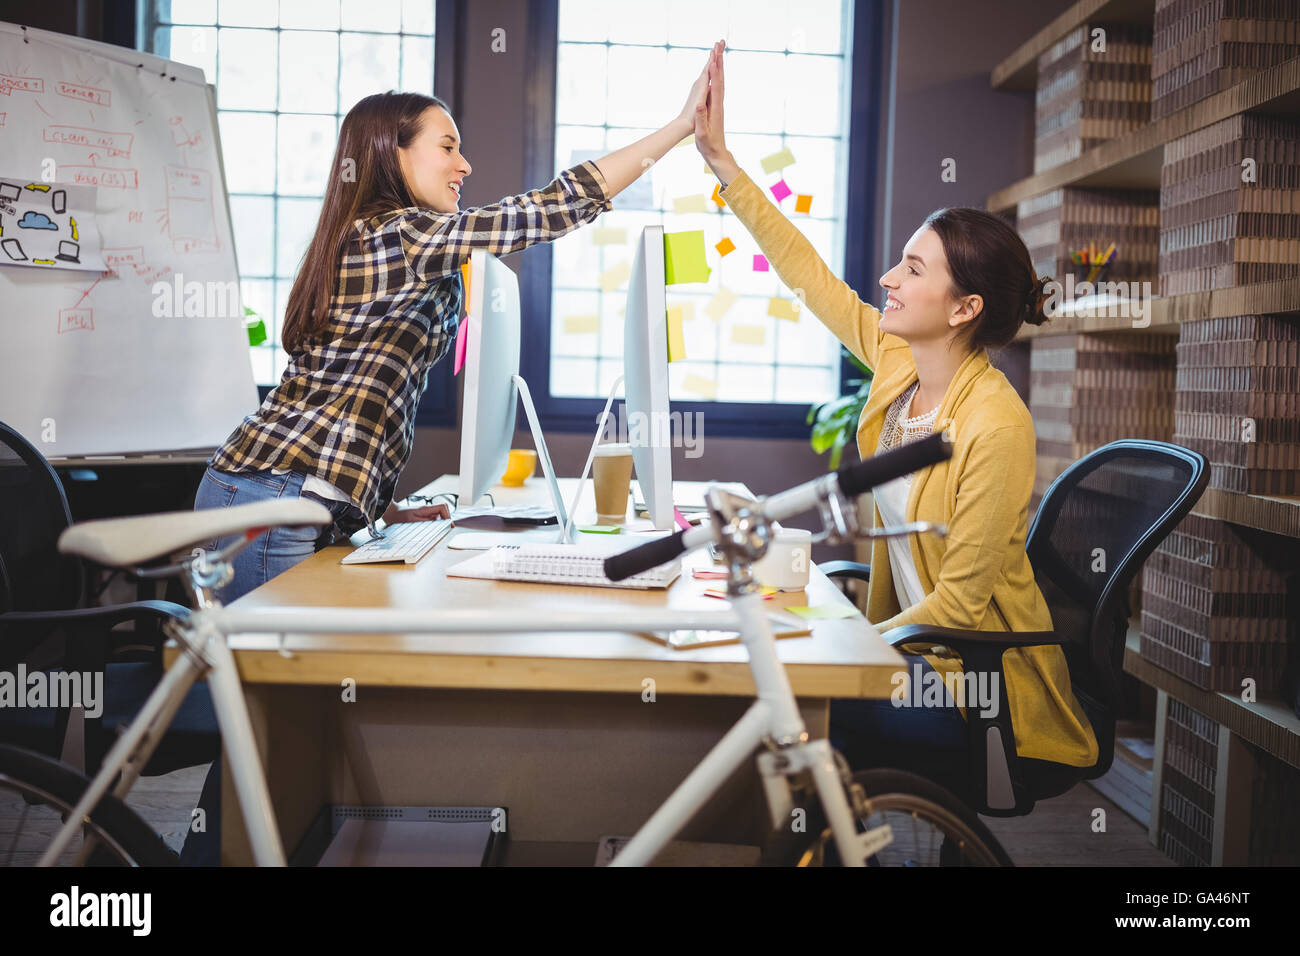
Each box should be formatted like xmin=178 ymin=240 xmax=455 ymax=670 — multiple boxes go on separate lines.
xmin=1027 ymin=441 xmax=1206 ymax=706
xmin=0 ymin=422 xmax=83 ymax=618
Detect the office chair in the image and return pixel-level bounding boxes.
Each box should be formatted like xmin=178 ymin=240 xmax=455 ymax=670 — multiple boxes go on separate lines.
xmin=0 ymin=420 xmax=218 ymax=777
xmin=822 ymin=439 xmax=1209 ymax=817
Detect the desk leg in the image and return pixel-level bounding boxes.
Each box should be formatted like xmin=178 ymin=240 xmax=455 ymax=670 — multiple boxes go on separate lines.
xmin=221 ymin=685 xmax=329 ymax=866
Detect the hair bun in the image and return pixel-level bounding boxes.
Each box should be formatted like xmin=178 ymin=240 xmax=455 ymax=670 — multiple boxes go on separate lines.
xmin=1023 ymin=274 xmax=1051 ymax=327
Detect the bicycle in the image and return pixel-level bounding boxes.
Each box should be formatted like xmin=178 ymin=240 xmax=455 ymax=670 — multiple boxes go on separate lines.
xmin=0 ymin=431 xmax=1010 ymax=867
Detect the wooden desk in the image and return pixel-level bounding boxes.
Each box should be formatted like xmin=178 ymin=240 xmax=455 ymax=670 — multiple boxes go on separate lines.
xmin=208 ymin=476 xmax=903 ymax=865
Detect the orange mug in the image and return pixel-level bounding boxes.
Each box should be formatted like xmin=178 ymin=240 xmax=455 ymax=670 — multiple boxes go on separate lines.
xmin=501 ymin=449 xmax=537 ymax=486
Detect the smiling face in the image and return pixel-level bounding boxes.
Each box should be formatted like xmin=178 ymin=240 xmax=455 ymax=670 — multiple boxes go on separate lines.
xmin=397 ymin=105 xmax=472 ymax=213
xmin=878 ymin=225 xmax=981 ymax=345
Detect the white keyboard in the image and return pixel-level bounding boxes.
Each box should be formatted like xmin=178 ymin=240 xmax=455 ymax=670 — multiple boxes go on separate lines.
xmin=341 ymin=520 xmax=454 ymax=564
xmin=483 ymin=543 xmax=679 ymax=589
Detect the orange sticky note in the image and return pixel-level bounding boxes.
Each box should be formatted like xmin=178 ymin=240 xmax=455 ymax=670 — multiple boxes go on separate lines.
xmin=794 ymin=194 xmax=813 ymax=214
xmin=711 ymin=183 xmax=725 ymax=208
xmin=715 ymin=237 xmax=736 ymax=256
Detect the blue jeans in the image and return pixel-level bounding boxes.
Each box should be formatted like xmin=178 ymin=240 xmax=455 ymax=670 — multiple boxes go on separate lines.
xmin=830 ymin=654 xmax=971 ymax=798
xmin=192 ymin=466 xmax=357 ymax=605
xmin=183 ymin=466 xmax=357 ymax=864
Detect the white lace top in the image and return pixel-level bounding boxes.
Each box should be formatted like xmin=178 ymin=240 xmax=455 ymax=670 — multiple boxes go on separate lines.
xmin=873 ymin=380 xmax=940 ymax=611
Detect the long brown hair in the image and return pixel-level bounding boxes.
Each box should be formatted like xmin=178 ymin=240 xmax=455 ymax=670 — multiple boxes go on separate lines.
xmin=282 ymin=91 xmax=449 ymax=354
xmin=921 ymin=207 xmax=1052 ymax=350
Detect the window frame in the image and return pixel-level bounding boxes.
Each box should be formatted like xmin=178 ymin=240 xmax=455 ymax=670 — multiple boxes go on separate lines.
xmin=520 ymin=0 xmax=885 ymax=439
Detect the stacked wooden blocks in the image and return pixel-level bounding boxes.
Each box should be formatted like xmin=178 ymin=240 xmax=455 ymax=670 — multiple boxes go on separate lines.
xmin=1151 ymin=0 xmax=1300 ymax=122
xmin=1035 ymin=21 xmax=1153 ymax=173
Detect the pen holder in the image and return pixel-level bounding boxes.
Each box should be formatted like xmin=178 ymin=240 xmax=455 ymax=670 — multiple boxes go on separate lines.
xmin=1074 ymin=262 xmax=1111 ymax=286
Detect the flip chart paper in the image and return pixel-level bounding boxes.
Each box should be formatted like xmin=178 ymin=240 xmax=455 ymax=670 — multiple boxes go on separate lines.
xmin=663 ymin=230 xmax=711 ymax=284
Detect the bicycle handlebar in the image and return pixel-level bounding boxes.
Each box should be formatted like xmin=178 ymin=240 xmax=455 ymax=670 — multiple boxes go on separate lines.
xmin=603 ymin=432 xmax=953 ymax=581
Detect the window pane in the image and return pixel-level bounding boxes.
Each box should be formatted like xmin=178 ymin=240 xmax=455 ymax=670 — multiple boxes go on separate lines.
xmin=279 ymin=32 xmax=340 ymax=114
xmin=276 ymin=115 xmax=336 ymax=196
xmin=276 ymin=198 xmax=322 ymax=275
xmin=340 ymin=33 xmax=401 ymax=113
xmin=402 ymin=0 xmax=436 ymax=34
xmin=342 ymin=0 xmax=402 ymax=32
xmin=402 ymin=34 xmax=434 ymax=91
xmin=163 ymin=26 xmax=217 ymax=80
xmin=217 ymin=29 xmax=278 ymax=110
xmin=218 ymin=0 xmax=276 ymax=28
xmin=218 ymin=112 xmax=276 ymax=193
xmin=554 ymin=0 xmax=851 ymax=406
xmin=281 ymin=0 xmax=340 ymax=30
xmin=163 ymin=0 xmax=218 ymax=25
xmin=231 ymin=197 xmax=275 ymax=276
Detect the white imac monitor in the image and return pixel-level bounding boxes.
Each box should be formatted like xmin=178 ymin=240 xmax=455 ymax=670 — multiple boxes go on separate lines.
xmin=624 ymin=226 xmax=674 ymax=530
xmin=459 ymin=251 xmax=521 ymax=507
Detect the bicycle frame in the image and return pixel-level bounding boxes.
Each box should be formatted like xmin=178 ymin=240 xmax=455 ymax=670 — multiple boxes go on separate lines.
xmin=39 ymin=581 xmax=877 ymax=867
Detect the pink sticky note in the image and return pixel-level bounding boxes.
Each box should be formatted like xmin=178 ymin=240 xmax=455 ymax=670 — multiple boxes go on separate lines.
xmin=453 ymin=318 xmax=469 ymax=375
xmin=753 ymin=254 xmax=769 ymax=272
xmin=673 ymin=506 xmax=692 ymax=531
xmin=770 ymin=179 xmax=792 ymax=202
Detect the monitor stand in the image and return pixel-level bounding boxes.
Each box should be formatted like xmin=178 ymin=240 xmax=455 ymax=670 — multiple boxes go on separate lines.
xmin=448 ymin=374 xmax=625 ymax=550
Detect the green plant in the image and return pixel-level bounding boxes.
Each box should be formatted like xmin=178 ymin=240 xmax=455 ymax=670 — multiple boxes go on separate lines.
xmin=806 ymin=349 xmax=873 ymax=471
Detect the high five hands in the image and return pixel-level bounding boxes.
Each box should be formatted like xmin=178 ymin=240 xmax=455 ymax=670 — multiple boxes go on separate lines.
xmin=695 ymin=40 xmax=741 ymax=187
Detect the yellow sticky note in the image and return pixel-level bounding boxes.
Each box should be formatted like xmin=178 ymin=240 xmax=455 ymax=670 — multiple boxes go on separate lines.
xmin=675 ymin=134 xmax=695 ymax=149
xmin=683 ymin=373 xmax=717 ymax=399
xmin=794 ymin=193 xmax=813 ymax=214
xmin=731 ymin=324 xmax=766 ymax=346
xmin=704 ymin=287 xmax=738 ymax=320
xmin=760 ymin=148 xmax=796 ymax=174
xmin=715 ymin=237 xmax=736 ymax=256
xmin=563 ymin=314 xmax=600 ymax=334
xmin=663 ymin=231 xmax=712 ymax=285
xmin=600 ymin=261 xmax=632 ymax=291
xmin=767 ymin=297 xmax=800 ymax=321
xmin=666 ymin=306 xmax=687 ymax=362
xmin=592 ymin=227 xmax=627 ymax=245
xmin=672 ymin=194 xmax=710 ymax=215
xmin=711 ymin=183 xmax=725 ymax=208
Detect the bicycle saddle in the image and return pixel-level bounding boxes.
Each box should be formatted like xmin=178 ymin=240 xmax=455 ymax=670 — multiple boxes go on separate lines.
xmin=57 ymin=500 xmax=333 ymax=569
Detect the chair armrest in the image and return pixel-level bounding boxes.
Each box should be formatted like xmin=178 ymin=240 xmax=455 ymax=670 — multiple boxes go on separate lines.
xmin=818 ymin=561 xmax=871 ymax=582
xmin=0 ymin=600 xmax=190 ymax=634
xmin=884 ymin=624 xmax=1062 ymax=650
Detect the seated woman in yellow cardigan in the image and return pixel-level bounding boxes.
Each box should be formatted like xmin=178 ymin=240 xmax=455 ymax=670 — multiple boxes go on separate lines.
xmin=694 ymin=43 xmax=1098 ymax=791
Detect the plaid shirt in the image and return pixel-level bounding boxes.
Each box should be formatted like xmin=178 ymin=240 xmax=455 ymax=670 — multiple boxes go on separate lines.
xmin=210 ymin=161 xmax=612 ymax=535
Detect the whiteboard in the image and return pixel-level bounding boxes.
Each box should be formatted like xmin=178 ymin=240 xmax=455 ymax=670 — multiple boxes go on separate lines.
xmin=0 ymin=21 xmax=257 ymax=457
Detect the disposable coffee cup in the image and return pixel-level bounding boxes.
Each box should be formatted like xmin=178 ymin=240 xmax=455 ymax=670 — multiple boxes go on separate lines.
xmin=751 ymin=528 xmax=813 ymax=591
xmin=592 ymin=443 xmax=633 ymax=524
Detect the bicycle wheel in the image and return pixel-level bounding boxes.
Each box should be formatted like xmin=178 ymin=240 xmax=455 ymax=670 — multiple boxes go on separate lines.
xmin=761 ymin=768 xmax=1013 ymax=867
xmin=0 ymin=745 xmax=178 ymax=867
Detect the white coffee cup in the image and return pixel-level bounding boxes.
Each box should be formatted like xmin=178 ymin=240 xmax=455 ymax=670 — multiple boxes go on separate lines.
xmin=751 ymin=527 xmax=812 ymax=591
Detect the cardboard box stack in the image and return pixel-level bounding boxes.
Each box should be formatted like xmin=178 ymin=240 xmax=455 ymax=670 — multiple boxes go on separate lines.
xmin=1159 ymin=698 xmax=1219 ymax=866
xmin=1035 ymin=22 xmax=1153 ymax=173
xmin=1151 ymin=0 xmax=1300 ymax=122
xmin=1018 ymin=187 xmax=1161 ymax=288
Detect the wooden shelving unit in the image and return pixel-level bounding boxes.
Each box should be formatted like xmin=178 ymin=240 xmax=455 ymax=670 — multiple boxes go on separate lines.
xmin=991 ymin=0 xmax=1157 ymax=92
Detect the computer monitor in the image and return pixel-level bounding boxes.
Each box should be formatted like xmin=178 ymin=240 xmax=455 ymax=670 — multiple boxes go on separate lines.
xmin=623 ymin=226 xmax=674 ymax=530
xmin=458 ymin=251 xmax=520 ymax=507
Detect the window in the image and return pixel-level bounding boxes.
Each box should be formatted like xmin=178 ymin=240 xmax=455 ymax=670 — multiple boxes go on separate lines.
xmin=145 ymin=0 xmax=436 ymax=387
xmin=550 ymin=0 xmax=854 ymax=407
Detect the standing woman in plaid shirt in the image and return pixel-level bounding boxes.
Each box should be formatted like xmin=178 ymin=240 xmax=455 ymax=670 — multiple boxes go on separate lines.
xmin=193 ymin=44 xmax=720 ymax=608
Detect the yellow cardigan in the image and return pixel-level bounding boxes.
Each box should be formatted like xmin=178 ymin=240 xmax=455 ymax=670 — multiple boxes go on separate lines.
xmin=721 ymin=171 xmax=1098 ymax=767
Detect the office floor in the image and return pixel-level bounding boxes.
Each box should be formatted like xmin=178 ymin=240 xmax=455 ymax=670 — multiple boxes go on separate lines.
xmin=127 ymin=762 xmax=1172 ymax=866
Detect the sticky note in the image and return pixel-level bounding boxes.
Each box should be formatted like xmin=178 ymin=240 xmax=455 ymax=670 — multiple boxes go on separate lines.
xmin=715 ymin=237 xmax=736 ymax=256
xmin=666 ymin=306 xmax=687 ymax=362
xmin=767 ymin=297 xmax=799 ymax=321
xmin=663 ymin=230 xmax=711 ymax=284
xmin=675 ymin=134 xmax=695 ymax=149
xmin=453 ymin=319 xmax=469 ymax=375
xmin=592 ymin=227 xmax=627 ymax=245
xmin=753 ymin=254 xmax=770 ymax=272
xmin=787 ymin=604 xmax=858 ymax=621
xmin=600 ymin=261 xmax=632 ymax=291
xmin=563 ymin=314 xmax=600 ymax=334
xmin=731 ymin=324 xmax=766 ymax=346
xmin=673 ymin=194 xmax=710 ymax=214
xmin=711 ymin=183 xmax=725 ymax=208
xmin=794 ymin=194 xmax=813 ymax=214
xmin=770 ymin=179 xmax=792 ymax=202
xmin=673 ymin=301 xmax=696 ymax=323
xmin=683 ymin=373 xmax=717 ymax=399
xmin=579 ymin=525 xmax=622 ymax=534
xmin=760 ymin=148 xmax=796 ymax=174
xmin=704 ymin=287 xmax=738 ymax=319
